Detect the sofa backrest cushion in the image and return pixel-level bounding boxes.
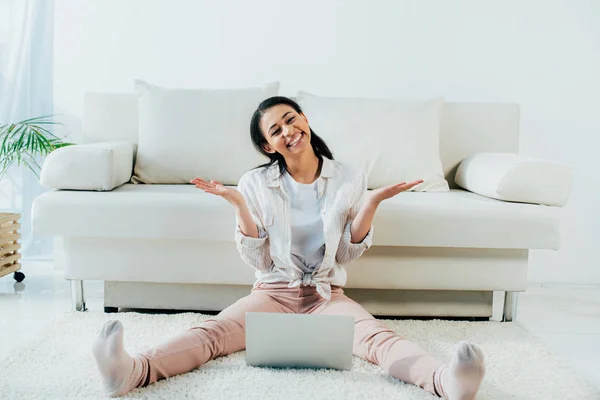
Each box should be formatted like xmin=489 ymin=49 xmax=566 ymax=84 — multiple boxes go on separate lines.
xmin=297 ymin=91 xmax=448 ymax=191
xmin=130 ymin=80 xmax=279 ymax=184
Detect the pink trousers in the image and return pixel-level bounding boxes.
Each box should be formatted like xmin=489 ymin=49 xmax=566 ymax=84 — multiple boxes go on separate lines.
xmin=132 ymin=283 xmax=446 ymax=396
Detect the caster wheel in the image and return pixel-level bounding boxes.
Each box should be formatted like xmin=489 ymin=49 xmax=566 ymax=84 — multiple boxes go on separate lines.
xmin=14 ymin=271 xmax=25 ymax=282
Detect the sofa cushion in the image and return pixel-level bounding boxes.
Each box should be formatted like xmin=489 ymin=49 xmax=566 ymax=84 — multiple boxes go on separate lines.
xmin=455 ymin=152 xmax=573 ymax=207
xmin=296 ymin=91 xmax=449 ymax=191
xmin=33 ymin=185 xmax=560 ymax=250
xmin=132 ymin=80 xmax=279 ymax=185
xmin=40 ymin=141 xmax=135 ymax=191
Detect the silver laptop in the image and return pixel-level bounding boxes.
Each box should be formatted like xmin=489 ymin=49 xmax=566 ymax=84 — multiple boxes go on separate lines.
xmin=245 ymin=312 xmax=354 ymax=370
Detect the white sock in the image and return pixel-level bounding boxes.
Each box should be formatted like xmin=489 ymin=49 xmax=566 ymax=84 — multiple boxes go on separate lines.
xmin=440 ymin=341 xmax=486 ymax=400
xmin=92 ymin=320 xmax=144 ymax=397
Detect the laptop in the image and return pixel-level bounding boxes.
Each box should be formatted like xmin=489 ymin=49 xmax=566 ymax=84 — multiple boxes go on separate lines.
xmin=245 ymin=312 xmax=355 ymax=370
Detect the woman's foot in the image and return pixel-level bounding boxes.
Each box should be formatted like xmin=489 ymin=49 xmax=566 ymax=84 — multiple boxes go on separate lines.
xmin=438 ymin=341 xmax=485 ymax=400
xmin=92 ymin=320 xmax=145 ymax=397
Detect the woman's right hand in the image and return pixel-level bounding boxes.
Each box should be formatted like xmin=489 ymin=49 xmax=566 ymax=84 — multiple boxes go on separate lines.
xmin=190 ymin=178 xmax=245 ymax=208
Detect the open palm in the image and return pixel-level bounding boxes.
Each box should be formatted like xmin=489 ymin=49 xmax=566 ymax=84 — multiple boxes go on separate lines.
xmin=190 ymin=178 xmax=244 ymax=206
xmin=369 ymin=179 xmax=424 ymax=203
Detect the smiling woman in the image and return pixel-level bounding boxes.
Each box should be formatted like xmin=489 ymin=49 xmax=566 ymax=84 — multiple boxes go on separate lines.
xmin=93 ymin=95 xmax=485 ymax=400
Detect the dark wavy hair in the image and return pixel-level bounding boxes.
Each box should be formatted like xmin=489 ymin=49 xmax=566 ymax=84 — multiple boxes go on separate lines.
xmin=250 ymin=96 xmax=333 ymax=176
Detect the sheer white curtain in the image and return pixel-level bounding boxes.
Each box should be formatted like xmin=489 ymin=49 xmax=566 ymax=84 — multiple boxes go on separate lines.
xmin=0 ymin=0 xmax=54 ymax=259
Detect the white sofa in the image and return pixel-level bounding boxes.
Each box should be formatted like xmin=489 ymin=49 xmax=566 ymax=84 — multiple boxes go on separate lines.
xmin=32 ymin=89 xmax=571 ymax=322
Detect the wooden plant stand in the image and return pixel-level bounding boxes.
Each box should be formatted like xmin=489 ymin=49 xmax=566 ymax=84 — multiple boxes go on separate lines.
xmin=0 ymin=213 xmax=24 ymax=282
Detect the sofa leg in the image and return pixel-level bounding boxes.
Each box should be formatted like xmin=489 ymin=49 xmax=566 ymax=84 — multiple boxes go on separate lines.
xmin=71 ymin=280 xmax=87 ymax=312
xmin=502 ymin=291 xmax=518 ymax=322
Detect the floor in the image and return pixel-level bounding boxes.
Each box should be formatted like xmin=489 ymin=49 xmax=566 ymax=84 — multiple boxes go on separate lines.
xmin=2 ymin=260 xmax=600 ymax=392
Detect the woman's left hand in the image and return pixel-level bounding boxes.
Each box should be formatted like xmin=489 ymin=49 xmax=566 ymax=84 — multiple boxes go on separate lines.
xmin=367 ymin=179 xmax=424 ymax=205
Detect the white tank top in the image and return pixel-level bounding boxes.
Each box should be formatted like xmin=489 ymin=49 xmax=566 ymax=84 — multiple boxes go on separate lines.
xmin=281 ymin=171 xmax=326 ymax=273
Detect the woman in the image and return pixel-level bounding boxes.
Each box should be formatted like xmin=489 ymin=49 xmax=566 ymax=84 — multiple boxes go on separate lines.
xmin=92 ymin=96 xmax=485 ymax=399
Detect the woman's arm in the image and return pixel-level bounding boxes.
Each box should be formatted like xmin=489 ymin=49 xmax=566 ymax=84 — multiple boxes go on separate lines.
xmin=350 ymin=199 xmax=378 ymax=244
xmin=335 ymin=171 xmax=374 ymax=265
xmin=233 ymin=176 xmax=273 ymax=272
xmin=235 ymin=202 xmax=259 ymax=239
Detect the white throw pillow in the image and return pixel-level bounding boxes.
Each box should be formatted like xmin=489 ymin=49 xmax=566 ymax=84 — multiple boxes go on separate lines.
xmin=455 ymin=152 xmax=573 ymax=206
xmin=132 ymin=80 xmax=279 ymax=184
xmin=296 ymin=91 xmax=449 ymax=191
xmin=40 ymin=141 xmax=135 ymax=191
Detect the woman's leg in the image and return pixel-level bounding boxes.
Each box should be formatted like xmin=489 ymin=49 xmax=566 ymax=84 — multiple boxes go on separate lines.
xmin=309 ymin=288 xmax=485 ymax=399
xmin=92 ymin=284 xmax=294 ymax=397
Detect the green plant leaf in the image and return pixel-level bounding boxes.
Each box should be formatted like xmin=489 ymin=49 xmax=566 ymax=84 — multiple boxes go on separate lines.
xmin=4 ymin=123 xmax=25 ymax=142
xmin=25 ymin=153 xmax=42 ymax=171
xmin=31 ymin=123 xmax=61 ymax=140
xmin=15 ymin=127 xmax=28 ymax=155
xmin=0 ymin=126 xmax=12 ymax=153
xmin=20 ymin=157 xmax=40 ymax=179
xmin=16 ymin=115 xmax=55 ymax=124
xmin=0 ymin=152 xmax=16 ymax=177
xmin=30 ymin=126 xmax=52 ymax=149
xmin=52 ymin=141 xmax=73 ymax=149
xmin=0 ymin=114 xmax=71 ymax=180
xmin=3 ymin=124 xmax=24 ymax=154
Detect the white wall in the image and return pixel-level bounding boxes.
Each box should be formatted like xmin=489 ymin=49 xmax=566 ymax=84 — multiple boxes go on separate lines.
xmin=54 ymin=0 xmax=600 ymax=285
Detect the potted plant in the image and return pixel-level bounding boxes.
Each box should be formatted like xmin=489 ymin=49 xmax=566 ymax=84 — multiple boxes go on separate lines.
xmin=0 ymin=116 xmax=72 ymax=282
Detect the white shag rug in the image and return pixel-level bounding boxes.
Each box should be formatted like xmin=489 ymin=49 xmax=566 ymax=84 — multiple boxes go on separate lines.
xmin=1 ymin=312 xmax=599 ymax=400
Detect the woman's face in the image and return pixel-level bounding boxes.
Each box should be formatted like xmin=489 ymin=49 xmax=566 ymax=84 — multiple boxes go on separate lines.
xmin=259 ymin=104 xmax=312 ymax=157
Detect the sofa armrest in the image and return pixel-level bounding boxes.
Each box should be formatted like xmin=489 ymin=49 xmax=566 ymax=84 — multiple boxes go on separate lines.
xmin=455 ymin=152 xmax=573 ymax=206
xmin=40 ymin=141 xmax=135 ymax=191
